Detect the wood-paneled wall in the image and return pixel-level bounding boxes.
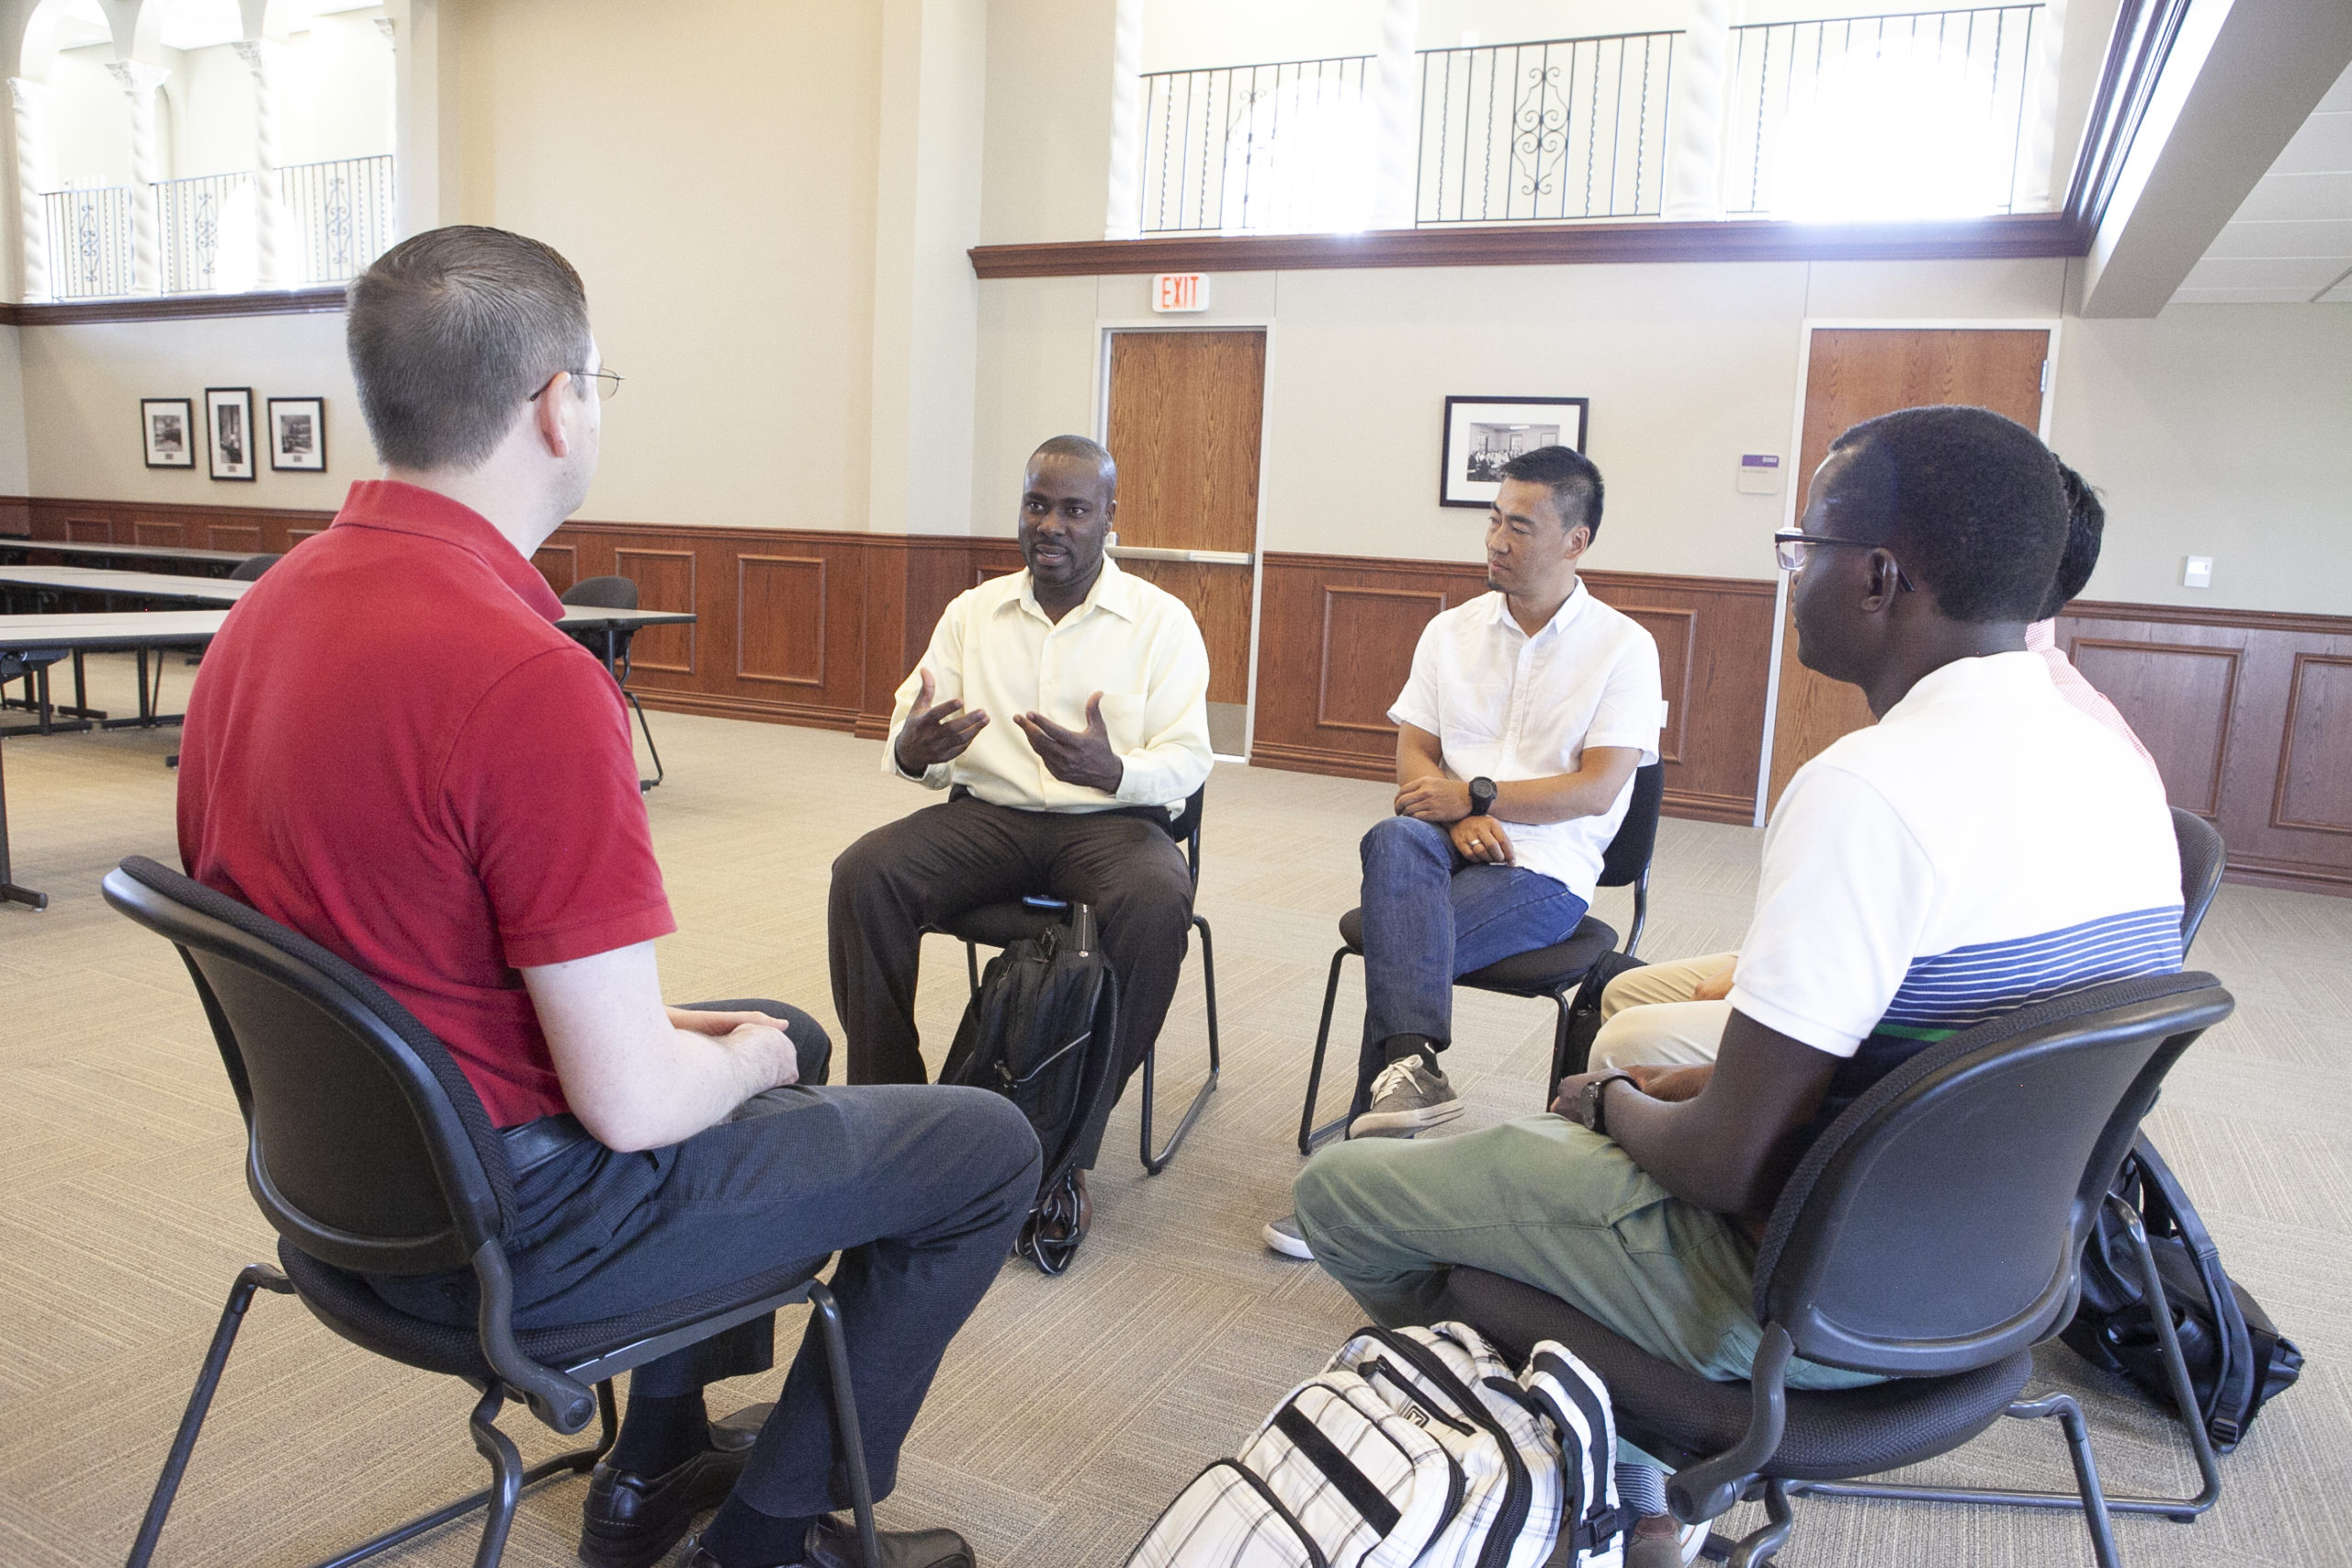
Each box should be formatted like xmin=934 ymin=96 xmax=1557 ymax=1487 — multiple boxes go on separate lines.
xmin=2055 ymin=601 xmax=2352 ymax=894
xmin=1252 ymin=553 xmax=1777 ymax=825
xmin=20 ymin=497 xmax=2351 ymax=891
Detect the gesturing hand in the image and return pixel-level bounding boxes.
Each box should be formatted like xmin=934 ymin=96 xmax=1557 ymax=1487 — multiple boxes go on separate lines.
xmin=1451 ymin=815 xmax=1515 ymax=865
xmin=1015 ymin=692 xmax=1125 ymax=795
xmin=894 ymin=668 xmax=989 ymax=774
xmin=1395 ymin=774 xmax=1473 ymax=823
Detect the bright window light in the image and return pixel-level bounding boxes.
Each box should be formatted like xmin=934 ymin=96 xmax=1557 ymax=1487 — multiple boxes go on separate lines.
xmin=1770 ymin=35 xmax=2020 ymax=220
xmin=1219 ymin=82 xmax=1375 ymax=234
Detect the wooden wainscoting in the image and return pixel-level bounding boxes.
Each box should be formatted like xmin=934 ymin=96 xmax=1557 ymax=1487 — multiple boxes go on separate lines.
xmin=1252 ymin=552 xmax=1777 ymax=825
xmin=23 ymin=496 xmax=336 ymax=553
xmin=2056 ymin=601 xmax=2352 ymax=894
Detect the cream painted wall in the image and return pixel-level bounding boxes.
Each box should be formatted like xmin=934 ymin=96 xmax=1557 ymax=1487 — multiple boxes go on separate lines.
xmin=970 ymin=254 xmax=2352 ymax=615
xmin=450 ymin=0 xmax=885 ymax=532
xmin=20 ymin=310 xmax=361 ymax=506
xmin=978 ymin=0 xmax=1114 ymax=245
xmin=0 ymin=324 xmax=29 ymax=495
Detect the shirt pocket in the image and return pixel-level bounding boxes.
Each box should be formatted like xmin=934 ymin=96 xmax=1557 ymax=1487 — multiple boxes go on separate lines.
xmin=1095 ymin=692 xmax=1149 ymax=753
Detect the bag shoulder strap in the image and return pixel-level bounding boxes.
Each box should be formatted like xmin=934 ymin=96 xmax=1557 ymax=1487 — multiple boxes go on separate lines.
xmin=2132 ymin=1136 xmax=2257 ymax=1441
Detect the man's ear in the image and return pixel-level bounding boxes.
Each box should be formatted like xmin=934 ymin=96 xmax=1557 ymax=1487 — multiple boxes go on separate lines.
xmin=1102 ymin=494 xmax=1117 ymax=525
xmin=1564 ymin=523 xmax=1593 ymax=560
xmin=532 ymin=371 xmax=573 ymax=458
xmin=1863 ymin=547 xmax=1905 ymax=608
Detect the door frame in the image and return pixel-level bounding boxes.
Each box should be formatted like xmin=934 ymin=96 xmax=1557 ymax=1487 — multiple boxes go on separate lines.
xmin=1753 ymin=315 xmax=2065 ymax=825
xmin=1093 ymin=318 xmax=1278 ymax=762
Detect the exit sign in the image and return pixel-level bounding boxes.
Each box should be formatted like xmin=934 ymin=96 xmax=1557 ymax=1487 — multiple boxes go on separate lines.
xmin=1152 ymin=273 xmax=1211 ymax=312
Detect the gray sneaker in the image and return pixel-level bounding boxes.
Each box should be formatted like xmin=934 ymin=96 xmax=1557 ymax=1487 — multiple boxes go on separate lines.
xmin=1262 ymin=1213 xmax=1314 ymax=1259
xmin=1349 ymin=1056 xmax=1464 ymax=1138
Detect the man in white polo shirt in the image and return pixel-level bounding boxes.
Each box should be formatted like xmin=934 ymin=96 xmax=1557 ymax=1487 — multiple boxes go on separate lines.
xmin=1588 ymin=457 xmax=2164 ymax=1075
xmin=1293 ymin=406 xmax=2182 ymax=1564
xmin=1264 ymin=445 xmax=1661 ymax=1258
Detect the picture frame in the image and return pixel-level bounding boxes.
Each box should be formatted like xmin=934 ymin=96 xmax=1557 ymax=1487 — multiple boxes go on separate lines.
xmin=266 ymin=397 xmax=327 ymax=472
xmin=206 ymin=387 xmax=257 ymax=482
xmin=141 ymin=398 xmax=196 ymax=469
xmin=1439 ymin=395 xmax=1590 ymax=509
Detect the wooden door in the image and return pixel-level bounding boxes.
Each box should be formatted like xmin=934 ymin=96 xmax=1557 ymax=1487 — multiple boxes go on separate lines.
xmin=1765 ymin=328 xmax=2050 ymax=810
xmin=1104 ymin=330 xmax=1265 ymax=756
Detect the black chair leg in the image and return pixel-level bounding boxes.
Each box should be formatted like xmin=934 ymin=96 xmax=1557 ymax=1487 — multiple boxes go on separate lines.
xmin=465 ymin=1385 xmax=527 ymax=1568
xmin=1547 ymin=988 xmax=1580 ymax=1104
xmin=126 ymin=1263 xmax=296 ymax=1568
xmin=1139 ymin=914 xmax=1221 ymax=1175
xmin=622 ymin=688 xmax=663 ymax=791
xmin=808 ymin=1280 xmax=883 ymax=1568
xmin=1297 ymin=945 xmax=1355 ymax=1156
xmin=1727 ymin=1479 xmax=1794 ymax=1568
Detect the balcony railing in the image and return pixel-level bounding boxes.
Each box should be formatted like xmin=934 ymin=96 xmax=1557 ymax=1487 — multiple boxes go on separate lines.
xmin=1135 ymin=6 xmax=2042 ymax=235
xmin=1724 ymin=6 xmax=2042 ymax=216
xmin=41 ymin=154 xmax=395 ymax=300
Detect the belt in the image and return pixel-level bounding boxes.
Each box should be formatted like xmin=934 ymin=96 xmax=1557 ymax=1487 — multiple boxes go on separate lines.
xmin=501 ymin=1112 xmax=594 ymax=1177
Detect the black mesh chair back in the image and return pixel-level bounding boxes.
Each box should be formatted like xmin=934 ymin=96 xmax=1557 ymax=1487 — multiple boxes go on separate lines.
xmin=1754 ymin=971 xmax=2232 ymax=1379
xmin=230 ymin=553 xmax=281 ymax=581
xmin=1598 ymin=758 xmax=1665 ymax=891
xmin=2173 ymin=807 xmax=2224 ymax=955
xmin=103 ymin=855 xmax=514 ymax=1280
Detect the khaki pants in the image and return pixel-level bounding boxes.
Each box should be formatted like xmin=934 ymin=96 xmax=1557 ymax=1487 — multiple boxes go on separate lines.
xmin=1589 ymin=951 xmax=1738 ymax=1070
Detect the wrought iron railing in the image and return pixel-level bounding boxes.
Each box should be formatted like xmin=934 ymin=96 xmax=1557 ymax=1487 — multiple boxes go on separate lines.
xmin=45 ymin=185 xmax=135 ymax=299
xmin=1135 ymin=6 xmax=2045 ymax=233
xmin=1418 ymin=31 xmax=1676 ymax=225
xmin=1723 ymin=6 xmax=2042 ymax=216
xmin=38 ymin=153 xmax=394 ymax=299
xmin=158 ymin=170 xmax=254 ymax=294
xmin=283 ymin=153 xmax=396 ymax=283
xmin=1139 ymin=55 xmax=1375 ymax=235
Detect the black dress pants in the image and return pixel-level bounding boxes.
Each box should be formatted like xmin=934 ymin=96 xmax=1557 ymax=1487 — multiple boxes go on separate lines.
xmin=372 ymin=1001 xmax=1041 ymax=1517
xmin=828 ymin=793 xmax=1194 ymax=1168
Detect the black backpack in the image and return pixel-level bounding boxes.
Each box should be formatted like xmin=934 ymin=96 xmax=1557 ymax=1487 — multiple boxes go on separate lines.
xmin=940 ymin=901 xmax=1121 ymax=1276
xmin=2063 ymin=1135 xmax=2304 ymax=1452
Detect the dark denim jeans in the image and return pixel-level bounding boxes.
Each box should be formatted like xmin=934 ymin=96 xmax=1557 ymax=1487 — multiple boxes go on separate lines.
xmin=1353 ymin=815 xmax=1589 ymax=1109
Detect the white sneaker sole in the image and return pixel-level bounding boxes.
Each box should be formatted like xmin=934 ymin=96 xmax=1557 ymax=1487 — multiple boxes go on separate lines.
xmin=1262 ymin=1221 xmax=1314 ymax=1260
xmin=1349 ymin=1099 xmax=1466 ymax=1138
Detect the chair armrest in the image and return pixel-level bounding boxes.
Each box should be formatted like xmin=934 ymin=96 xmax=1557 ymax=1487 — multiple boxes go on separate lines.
xmin=1668 ymin=1324 xmax=1792 ymax=1525
xmin=469 ymin=1240 xmax=600 ymax=1432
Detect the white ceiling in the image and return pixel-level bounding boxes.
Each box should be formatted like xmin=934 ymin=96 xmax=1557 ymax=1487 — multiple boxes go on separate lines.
xmin=2172 ymin=60 xmax=2352 ymax=305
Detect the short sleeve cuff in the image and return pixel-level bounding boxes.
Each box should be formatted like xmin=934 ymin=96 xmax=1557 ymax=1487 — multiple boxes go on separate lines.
xmin=1388 ymin=700 xmax=1438 ymax=734
xmin=1725 ymin=987 xmax=1867 ymax=1060
xmin=503 ymin=898 xmax=678 ymax=969
xmin=1583 ymin=728 xmax=1661 ymax=763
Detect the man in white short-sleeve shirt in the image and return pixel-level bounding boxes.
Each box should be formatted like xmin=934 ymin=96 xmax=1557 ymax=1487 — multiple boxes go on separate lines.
xmin=1292 ymin=406 xmax=2181 ymax=1561
xmin=1284 ymin=445 xmax=1662 ymax=1202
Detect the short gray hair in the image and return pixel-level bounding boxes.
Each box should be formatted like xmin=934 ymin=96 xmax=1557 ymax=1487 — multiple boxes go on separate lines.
xmin=346 ymin=225 xmax=594 ymax=471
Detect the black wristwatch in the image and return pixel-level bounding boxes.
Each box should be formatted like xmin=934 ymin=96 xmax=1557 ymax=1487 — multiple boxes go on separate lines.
xmin=1578 ymin=1072 xmax=1640 ymax=1136
xmin=1467 ymin=776 xmax=1498 ymax=818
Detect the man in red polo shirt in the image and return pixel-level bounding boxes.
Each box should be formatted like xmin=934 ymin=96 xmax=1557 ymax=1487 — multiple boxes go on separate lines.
xmin=178 ymin=226 xmax=1036 ymax=1568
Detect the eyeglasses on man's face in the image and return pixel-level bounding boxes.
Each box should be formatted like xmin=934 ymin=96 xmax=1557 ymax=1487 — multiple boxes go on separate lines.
xmin=529 ymin=369 xmax=624 ymax=402
xmin=1772 ymin=528 xmax=1916 ymax=592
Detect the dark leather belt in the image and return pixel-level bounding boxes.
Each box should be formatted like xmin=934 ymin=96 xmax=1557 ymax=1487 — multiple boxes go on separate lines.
xmin=501 ymin=1112 xmax=593 ymax=1176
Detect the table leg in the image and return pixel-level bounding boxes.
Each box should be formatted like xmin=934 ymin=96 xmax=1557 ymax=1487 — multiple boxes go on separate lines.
xmin=0 ymin=740 xmax=49 ymax=910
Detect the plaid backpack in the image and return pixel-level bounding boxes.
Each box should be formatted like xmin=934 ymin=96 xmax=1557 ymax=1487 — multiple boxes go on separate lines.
xmin=1126 ymin=1322 xmax=1631 ymax=1568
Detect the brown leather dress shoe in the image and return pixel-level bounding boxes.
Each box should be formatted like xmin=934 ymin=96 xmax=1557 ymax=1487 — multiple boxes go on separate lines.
xmin=579 ymin=1404 xmax=772 ymax=1568
xmin=681 ymin=1514 xmax=975 ymax=1568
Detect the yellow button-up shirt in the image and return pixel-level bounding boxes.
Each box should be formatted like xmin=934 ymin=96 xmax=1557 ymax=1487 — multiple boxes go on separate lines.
xmin=884 ymin=558 xmax=1214 ymax=813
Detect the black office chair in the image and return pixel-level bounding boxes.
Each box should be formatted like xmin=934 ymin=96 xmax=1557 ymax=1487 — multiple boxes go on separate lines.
xmin=1441 ymin=971 xmax=2234 ymax=1568
xmin=560 ymin=575 xmax=664 ymax=792
xmin=230 ymin=553 xmax=281 ymax=581
xmin=931 ymin=785 xmax=1219 ymax=1175
xmin=1296 ymin=761 xmax=1664 ymax=1154
xmin=2171 ymin=807 xmax=2224 ymax=957
xmin=103 ymin=855 xmax=880 ymax=1568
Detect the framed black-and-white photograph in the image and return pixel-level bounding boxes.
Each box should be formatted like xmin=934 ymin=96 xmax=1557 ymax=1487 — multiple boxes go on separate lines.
xmin=206 ymin=387 xmax=256 ymax=482
xmin=1439 ymin=395 xmax=1589 ymax=508
xmin=141 ymin=398 xmax=195 ymax=469
xmin=267 ymin=397 xmax=326 ymax=472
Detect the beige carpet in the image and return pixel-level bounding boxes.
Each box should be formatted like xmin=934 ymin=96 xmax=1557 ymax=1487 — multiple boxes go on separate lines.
xmin=1 ymin=652 xmax=2346 ymax=1567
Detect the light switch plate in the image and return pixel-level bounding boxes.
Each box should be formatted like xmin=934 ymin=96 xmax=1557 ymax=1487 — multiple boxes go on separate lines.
xmin=2182 ymin=556 xmax=2213 ymax=589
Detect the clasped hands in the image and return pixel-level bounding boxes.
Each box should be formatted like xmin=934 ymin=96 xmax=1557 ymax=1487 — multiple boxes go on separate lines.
xmin=1549 ymin=1061 xmax=1713 ymax=1121
xmin=894 ymin=668 xmax=1125 ymax=795
xmin=1395 ymin=773 xmax=1514 ymax=865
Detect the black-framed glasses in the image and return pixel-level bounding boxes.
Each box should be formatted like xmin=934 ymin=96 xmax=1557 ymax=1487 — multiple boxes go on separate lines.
xmin=529 ymin=369 xmax=624 ymax=402
xmin=1772 ymin=529 xmax=1915 ymax=591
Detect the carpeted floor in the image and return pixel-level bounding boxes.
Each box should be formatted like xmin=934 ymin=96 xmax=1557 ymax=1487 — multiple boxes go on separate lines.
xmin=1 ymin=653 xmax=2345 ymax=1566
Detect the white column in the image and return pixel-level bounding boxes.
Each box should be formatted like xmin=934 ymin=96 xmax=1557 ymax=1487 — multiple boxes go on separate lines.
xmin=2015 ymin=0 xmax=2068 ymax=210
xmin=8 ymin=79 xmax=51 ymax=302
xmin=375 ymin=17 xmax=400 ymax=163
xmin=104 ymin=59 xmax=169 ymax=294
xmin=232 ymin=40 xmax=288 ymax=287
xmin=1102 ymin=0 xmax=1145 ymax=239
xmin=1370 ymin=0 xmax=1419 ymax=229
xmin=1661 ymin=0 xmax=1731 ymax=220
